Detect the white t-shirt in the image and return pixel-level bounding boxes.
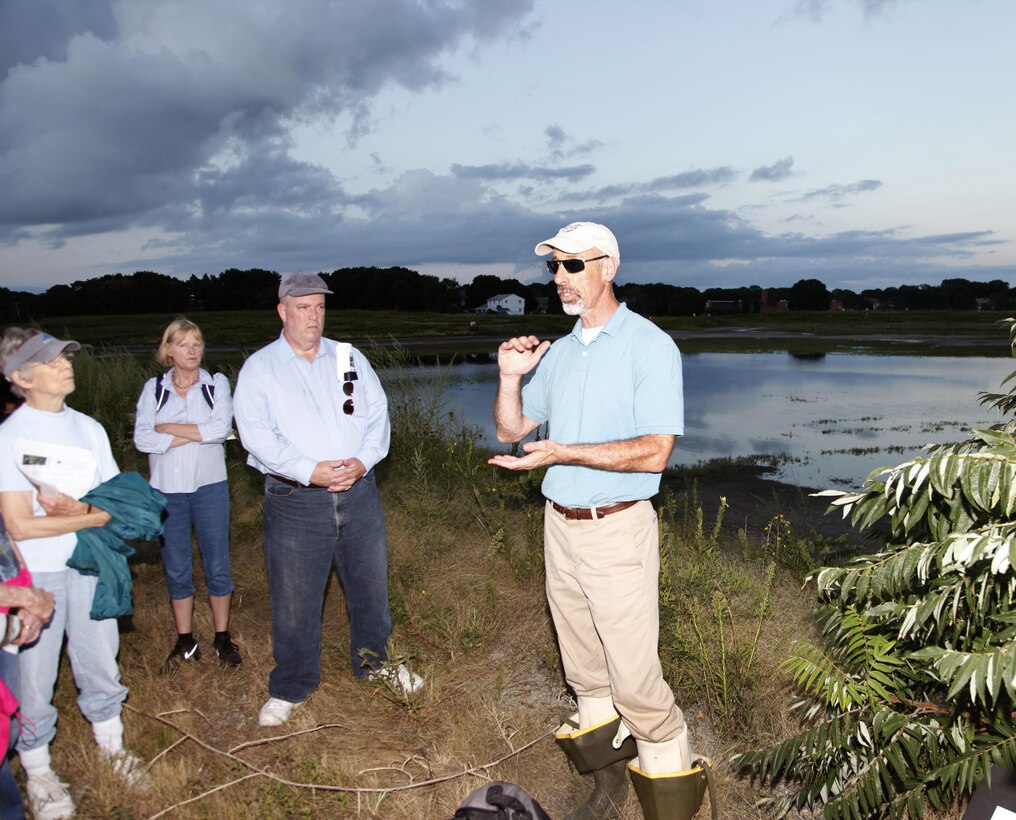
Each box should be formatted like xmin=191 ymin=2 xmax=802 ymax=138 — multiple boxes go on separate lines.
xmin=0 ymin=404 xmax=119 ymax=572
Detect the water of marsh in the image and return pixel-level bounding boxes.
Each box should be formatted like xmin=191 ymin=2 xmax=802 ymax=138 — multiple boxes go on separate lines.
xmin=391 ymin=352 xmax=1016 ymax=490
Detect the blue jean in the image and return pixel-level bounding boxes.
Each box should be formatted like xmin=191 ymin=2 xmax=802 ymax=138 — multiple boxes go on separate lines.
xmin=0 ymin=649 xmax=25 ymax=819
xmin=162 ymin=480 xmax=233 ymax=599
xmin=16 ymin=570 xmax=127 ymax=752
xmin=262 ymin=471 xmax=392 ymax=702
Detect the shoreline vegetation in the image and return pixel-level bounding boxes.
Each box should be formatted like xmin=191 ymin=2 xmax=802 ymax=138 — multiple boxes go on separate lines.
xmin=6 ymin=316 xmax=996 ymax=817
xmin=30 ymin=307 xmax=1016 ymax=362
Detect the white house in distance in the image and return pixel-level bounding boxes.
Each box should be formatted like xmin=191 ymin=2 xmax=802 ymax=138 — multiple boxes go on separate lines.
xmin=476 ymin=293 xmax=525 ymax=316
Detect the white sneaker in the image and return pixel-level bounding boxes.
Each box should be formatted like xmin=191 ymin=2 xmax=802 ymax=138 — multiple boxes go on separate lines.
xmin=258 ymin=696 xmax=300 ymax=727
xmin=26 ymin=769 xmax=75 ymax=820
xmin=107 ymin=749 xmax=152 ymax=789
xmin=369 ymin=663 xmax=425 ymax=694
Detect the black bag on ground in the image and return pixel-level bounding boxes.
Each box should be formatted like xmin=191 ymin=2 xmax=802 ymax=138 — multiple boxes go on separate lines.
xmin=453 ymin=781 xmax=552 ymax=820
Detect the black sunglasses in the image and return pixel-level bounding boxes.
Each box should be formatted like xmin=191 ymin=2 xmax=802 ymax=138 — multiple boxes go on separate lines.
xmin=342 ymin=353 xmax=357 ymax=415
xmin=546 ymin=254 xmax=608 ymax=275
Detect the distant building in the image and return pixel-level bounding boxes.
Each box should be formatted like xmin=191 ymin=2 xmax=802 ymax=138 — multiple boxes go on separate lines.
xmin=829 ymin=300 xmax=844 ymax=311
xmin=705 ymin=299 xmax=742 ymax=315
xmin=476 ymin=293 xmax=525 ymax=316
xmin=760 ymin=289 xmax=788 ymax=314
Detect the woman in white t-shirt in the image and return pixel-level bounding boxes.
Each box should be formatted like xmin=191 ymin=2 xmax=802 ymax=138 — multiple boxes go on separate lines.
xmin=0 ymin=327 xmax=146 ymax=819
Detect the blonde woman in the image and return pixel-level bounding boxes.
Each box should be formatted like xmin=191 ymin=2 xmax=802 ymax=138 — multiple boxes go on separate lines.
xmin=133 ymin=319 xmax=240 ymax=668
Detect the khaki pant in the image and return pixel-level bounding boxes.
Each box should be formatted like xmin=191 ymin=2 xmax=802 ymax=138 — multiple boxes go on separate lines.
xmin=544 ymin=499 xmax=684 ymax=742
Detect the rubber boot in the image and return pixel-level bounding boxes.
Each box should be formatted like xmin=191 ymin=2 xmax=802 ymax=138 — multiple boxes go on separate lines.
xmin=556 ymin=709 xmax=637 ymax=820
xmin=628 ymin=731 xmax=710 ymax=820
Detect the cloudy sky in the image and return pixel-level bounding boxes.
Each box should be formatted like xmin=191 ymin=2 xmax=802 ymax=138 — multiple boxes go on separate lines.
xmin=1 ymin=0 xmax=1014 ymax=293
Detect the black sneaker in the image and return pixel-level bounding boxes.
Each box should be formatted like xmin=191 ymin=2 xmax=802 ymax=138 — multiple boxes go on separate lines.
xmin=213 ymin=632 xmax=242 ymax=667
xmin=165 ymin=636 xmax=201 ymax=670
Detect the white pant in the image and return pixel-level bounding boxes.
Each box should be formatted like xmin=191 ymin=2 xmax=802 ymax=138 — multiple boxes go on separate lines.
xmin=16 ymin=570 xmax=127 ymax=752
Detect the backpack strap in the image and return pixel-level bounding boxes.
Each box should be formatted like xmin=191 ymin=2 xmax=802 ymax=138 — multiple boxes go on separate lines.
xmin=156 ymin=373 xmax=216 ymax=410
xmin=154 ymin=373 xmax=171 ymax=412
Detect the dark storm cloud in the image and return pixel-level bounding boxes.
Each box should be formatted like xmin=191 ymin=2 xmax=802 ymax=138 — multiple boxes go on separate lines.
xmin=750 ymin=156 xmax=795 ymax=182
xmin=1 ymin=1 xmax=1006 ymax=293
xmin=105 ymin=166 xmax=1012 ymax=294
xmin=0 ymin=0 xmax=117 ymax=77
xmin=451 ymin=162 xmax=596 ymax=182
xmin=189 ymin=140 xmax=350 ymax=221
xmin=0 ymin=0 xmax=534 ymax=234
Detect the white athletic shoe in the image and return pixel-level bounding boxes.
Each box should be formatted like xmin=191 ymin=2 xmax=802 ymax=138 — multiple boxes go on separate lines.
xmin=107 ymin=749 xmax=153 ymax=789
xmin=369 ymin=663 xmax=425 ymax=694
xmin=258 ymin=696 xmax=300 ymax=727
xmin=26 ymin=769 xmax=75 ymax=820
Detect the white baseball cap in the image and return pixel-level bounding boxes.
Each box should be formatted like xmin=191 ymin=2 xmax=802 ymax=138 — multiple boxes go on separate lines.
xmin=534 ymin=222 xmax=620 ymax=261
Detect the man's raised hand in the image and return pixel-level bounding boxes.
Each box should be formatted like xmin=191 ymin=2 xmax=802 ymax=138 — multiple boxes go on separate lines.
xmin=497 ymin=336 xmax=551 ymax=377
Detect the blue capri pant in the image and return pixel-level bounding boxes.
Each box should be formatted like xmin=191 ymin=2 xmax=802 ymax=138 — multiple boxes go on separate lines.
xmin=161 ymin=480 xmax=233 ymax=599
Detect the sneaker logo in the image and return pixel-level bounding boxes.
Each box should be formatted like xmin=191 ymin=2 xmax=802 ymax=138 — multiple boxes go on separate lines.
xmin=183 ymin=644 xmax=199 ymax=660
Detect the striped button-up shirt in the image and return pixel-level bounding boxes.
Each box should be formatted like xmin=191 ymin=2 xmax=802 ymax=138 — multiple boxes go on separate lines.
xmin=133 ymin=368 xmax=232 ymax=494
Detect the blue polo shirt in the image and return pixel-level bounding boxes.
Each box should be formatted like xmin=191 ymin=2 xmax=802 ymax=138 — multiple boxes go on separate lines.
xmin=521 ymin=303 xmax=684 ymax=507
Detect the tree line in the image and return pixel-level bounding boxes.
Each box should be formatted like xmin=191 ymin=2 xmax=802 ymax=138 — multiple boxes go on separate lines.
xmin=3 ymin=267 xmax=1014 ymax=322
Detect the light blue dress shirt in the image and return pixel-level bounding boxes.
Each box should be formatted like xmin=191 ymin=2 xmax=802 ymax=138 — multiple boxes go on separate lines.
xmin=232 ymin=333 xmax=390 ymax=485
xmin=133 ymin=368 xmax=232 ymax=494
xmin=521 ymin=303 xmax=684 ymax=508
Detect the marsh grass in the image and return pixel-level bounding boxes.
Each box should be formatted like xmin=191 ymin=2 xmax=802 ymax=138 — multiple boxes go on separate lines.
xmin=11 ymin=347 xmax=967 ymax=817
xmin=31 ymin=306 xmax=1016 ymax=359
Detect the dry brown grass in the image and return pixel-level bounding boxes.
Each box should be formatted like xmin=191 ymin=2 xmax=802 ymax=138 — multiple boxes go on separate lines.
xmin=12 ymin=463 xmax=970 ymax=819
xmin=13 ymin=484 xmax=766 ymax=819
xmin=21 ymin=476 xmax=580 ymax=818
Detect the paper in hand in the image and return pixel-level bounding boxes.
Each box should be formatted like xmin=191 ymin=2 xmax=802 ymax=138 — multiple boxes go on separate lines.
xmin=13 ymin=438 xmax=97 ymax=500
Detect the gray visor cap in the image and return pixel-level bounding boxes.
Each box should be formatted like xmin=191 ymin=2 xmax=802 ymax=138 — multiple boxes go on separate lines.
xmin=2 ymin=334 xmax=81 ymax=380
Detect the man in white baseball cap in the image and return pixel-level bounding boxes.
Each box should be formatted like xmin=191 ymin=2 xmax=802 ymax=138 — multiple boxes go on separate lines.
xmin=489 ymin=223 xmax=708 ymax=819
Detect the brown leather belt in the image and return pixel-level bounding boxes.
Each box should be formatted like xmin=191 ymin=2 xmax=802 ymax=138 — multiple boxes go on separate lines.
xmin=550 ymin=500 xmax=638 ymax=521
xmin=267 ymin=474 xmax=309 ymax=488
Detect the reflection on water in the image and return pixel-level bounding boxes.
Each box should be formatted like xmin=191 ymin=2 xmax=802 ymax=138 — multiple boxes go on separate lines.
xmin=389 ymin=353 xmax=1016 ymax=490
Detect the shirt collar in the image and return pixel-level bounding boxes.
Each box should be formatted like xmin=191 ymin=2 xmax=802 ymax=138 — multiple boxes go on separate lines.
xmin=169 ymin=366 xmax=211 ymax=384
xmin=567 ymin=302 xmax=630 ymax=342
xmin=270 ymin=332 xmax=331 ymax=365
